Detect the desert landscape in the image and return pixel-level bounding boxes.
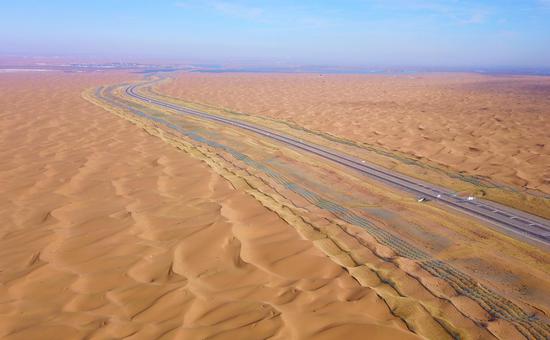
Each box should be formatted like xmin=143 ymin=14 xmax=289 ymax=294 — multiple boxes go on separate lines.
xmin=3 ymin=1 xmax=550 ymax=339
xmin=159 ymin=72 xmax=550 ymax=197
xmin=0 ymin=69 xmax=549 ymax=340
xmin=87 ymin=71 xmax=550 ymax=338
xmin=0 ymin=71 xmax=429 ymax=339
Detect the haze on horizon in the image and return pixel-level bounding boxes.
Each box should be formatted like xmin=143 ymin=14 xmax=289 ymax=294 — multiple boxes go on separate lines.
xmin=1 ymin=0 xmax=550 ymax=68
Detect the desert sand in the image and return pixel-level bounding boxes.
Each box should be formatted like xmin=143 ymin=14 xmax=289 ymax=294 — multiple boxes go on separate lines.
xmin=84 ymin=74 xmax=550 ymax=339
xmin=159 ymin=72 xmax=550 ymax=195
xmin=0 ymin=72 xmax=421 ymax=339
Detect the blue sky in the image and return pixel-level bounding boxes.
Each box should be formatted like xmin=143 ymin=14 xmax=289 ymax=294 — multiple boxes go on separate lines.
xmin=1 ymin=0 xmax=550 ymax=67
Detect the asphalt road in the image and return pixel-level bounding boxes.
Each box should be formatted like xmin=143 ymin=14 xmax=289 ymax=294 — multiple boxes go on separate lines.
xmin=124 ymin=82 xmax=550 ymax=249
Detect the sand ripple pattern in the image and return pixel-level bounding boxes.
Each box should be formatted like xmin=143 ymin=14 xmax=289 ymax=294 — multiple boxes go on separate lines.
xmin=0 ymin=73 xmax=423 ymax=339
xmin=91 ymin=78 xmax=550 ymax=339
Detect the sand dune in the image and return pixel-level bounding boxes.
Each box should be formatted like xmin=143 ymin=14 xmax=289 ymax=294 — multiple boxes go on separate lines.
xmin=159 ymin=72 xmax=550 ymax=195
xmin=87 ymin=75 xmax=549 ymax=339
xmin=0 ymin=73 xmax=421 ymax=339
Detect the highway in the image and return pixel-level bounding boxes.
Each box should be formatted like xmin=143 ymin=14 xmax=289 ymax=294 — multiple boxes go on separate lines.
xmin=124 ymin=81 xmax=550 ymax=248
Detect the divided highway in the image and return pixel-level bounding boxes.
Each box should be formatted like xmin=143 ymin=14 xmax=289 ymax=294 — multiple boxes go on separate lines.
xmin=125 ymin=82 xmax=550 ymax=248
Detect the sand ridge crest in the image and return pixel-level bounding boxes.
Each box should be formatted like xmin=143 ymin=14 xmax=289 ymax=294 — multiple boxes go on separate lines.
xmin=88 ymin=85 xmax=509 ymax=340
xmin=0 ymin=72 xmax=424 ymax=339
xmin=91 ymin=74 xmax=550 ymax=339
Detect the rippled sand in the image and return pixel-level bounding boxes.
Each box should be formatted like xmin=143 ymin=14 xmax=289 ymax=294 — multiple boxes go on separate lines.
xmin=0 ymin=72 xmax=420 ymax=339
xmin=159 ymin=73 xmax=550 ymax=195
